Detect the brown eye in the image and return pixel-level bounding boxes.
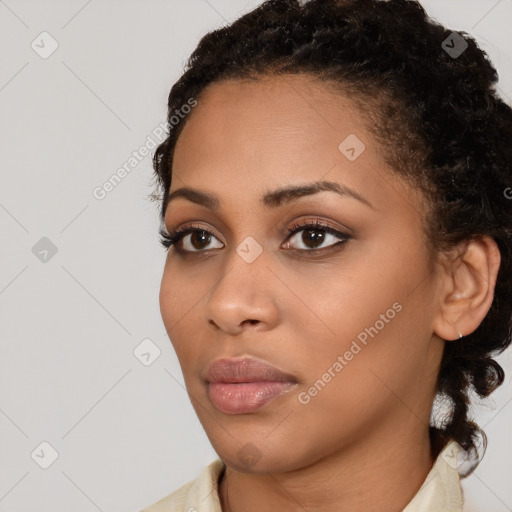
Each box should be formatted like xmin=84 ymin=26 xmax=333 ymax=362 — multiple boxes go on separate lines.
xmin=190 ymin=230 xmax=211 ymax=250
xmin=181 ymin=230 xmax=223 ymax=252
xmin=284 ymin=223 xmax=350 ymax=251
xmin=301 ymin=228 xmax=326 ymax=249
xmin=162 ymin=227 xmax=224 ymax=253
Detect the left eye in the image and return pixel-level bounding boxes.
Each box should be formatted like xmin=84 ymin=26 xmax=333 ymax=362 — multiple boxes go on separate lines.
xmin=283 ymin=224 xmax=350 ymax=251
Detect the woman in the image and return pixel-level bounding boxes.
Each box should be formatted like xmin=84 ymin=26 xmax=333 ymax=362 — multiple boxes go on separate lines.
xmin=143 ymin=0 xmax=512 ymax=510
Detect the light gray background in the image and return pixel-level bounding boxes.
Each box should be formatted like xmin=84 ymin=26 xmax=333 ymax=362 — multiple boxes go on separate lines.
xmin=0 ymin=1 xmax=511 ymax=511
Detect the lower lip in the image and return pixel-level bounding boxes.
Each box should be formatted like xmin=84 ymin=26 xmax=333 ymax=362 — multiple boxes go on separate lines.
xmin=207 ymin=381 xmax=296 ymax=414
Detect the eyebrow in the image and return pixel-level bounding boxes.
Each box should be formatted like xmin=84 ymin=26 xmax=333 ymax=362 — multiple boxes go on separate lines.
xmin=166 ymin=180 xmax=375 ymax=211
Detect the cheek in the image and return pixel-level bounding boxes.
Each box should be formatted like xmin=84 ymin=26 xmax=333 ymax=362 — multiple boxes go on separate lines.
xmin=290 ymin=240 xmax=427 ymax=394
xmin=159 ymin=261 xmax=217 ymax=379
xmin=292 ymin=286 xmax=408 ymax=409
xmin=159 ymin=264 xmax=198 ymax=361
xmin=159 ymin=265 xmax=178 ymax=326
xmin=289 ymin=255 xmax=402 ymax=347
xmin=159 ymin=259 xmax=209 ymax=329
xmin=286 ymin=295 xmax=418 ymax=459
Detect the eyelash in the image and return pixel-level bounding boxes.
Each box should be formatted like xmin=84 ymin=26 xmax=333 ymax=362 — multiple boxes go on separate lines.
xmin=159 ymin=219 xmax=351 ymax=254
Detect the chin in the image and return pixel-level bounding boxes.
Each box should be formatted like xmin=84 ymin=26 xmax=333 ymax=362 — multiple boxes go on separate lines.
xmin=209 ymin=433 xmax=311 ymax=474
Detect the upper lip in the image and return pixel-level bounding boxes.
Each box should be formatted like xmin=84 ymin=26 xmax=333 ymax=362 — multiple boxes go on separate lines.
xmin=205 ymin=357 xmax=298 ymax=384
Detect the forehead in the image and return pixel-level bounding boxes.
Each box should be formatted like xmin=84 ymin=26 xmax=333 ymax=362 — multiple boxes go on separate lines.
xmin=174 ymin=74 xmax=365 ymax=159
xmin=170 ymin=74 xmax=421 ymax=216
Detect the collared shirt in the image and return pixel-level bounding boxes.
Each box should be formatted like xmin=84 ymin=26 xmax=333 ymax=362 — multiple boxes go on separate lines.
xmin=142 ymin=440 xmax=464 ymax=512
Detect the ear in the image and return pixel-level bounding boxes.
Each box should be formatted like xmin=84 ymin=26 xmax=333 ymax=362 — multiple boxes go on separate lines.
xmin=432 ymin=236 xmax=501 ymax=341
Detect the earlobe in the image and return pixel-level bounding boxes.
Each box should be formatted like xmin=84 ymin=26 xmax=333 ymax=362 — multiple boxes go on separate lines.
xmin=432 ymin=236 xmax=501 ymax=342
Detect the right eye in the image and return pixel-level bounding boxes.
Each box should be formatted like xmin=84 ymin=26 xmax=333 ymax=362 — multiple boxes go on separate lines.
xmin=160 ymin=226 xmax=224 ymax=253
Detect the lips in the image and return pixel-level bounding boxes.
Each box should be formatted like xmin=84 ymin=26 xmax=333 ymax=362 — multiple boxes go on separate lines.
xmin=204 ymin=357 xmax=298 ymax=414
xmin=205 ymin=357 xmax=297 ymax=384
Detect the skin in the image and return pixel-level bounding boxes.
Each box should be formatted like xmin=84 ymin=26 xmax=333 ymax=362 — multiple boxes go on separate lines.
xmin=159 ymin=74 xmax=501 ymax=512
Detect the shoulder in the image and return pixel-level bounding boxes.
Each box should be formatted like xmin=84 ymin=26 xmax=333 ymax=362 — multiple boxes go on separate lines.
xmin=141 ymin=459 xmax=226 ymax=512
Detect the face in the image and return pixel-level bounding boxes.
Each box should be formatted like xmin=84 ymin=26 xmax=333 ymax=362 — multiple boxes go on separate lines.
xmin=159 ymin=74 xmax=445 ymax=473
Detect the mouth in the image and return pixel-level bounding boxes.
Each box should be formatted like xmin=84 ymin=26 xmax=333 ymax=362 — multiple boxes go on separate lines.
xmin=204 ymin=356 xmax=298 ymax=414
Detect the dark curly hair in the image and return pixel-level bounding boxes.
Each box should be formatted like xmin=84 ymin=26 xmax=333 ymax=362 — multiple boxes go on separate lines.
xmin=151 ymin=0 xmax=512 ymax=476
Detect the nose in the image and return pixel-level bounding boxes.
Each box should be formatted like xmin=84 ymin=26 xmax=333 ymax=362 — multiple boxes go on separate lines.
xmin=204 ymin=245 xmax=280 ymax=335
